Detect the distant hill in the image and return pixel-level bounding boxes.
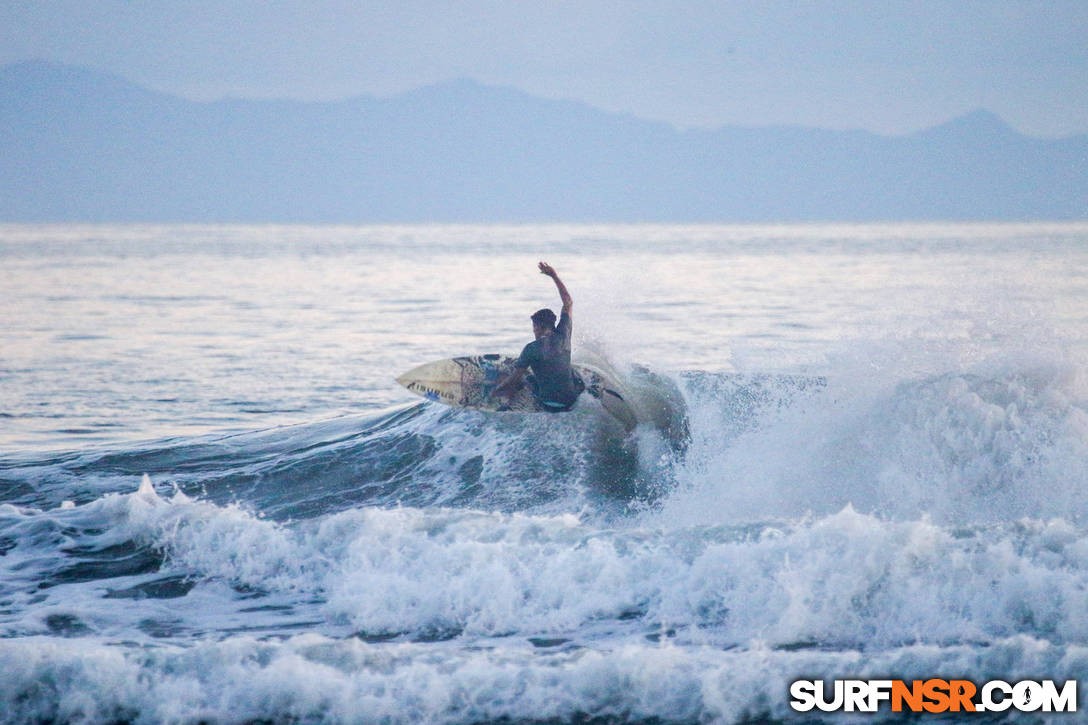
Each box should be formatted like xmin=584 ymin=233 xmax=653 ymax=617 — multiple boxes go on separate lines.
xmin=1 ymin=61 xmax=1085 ymax=222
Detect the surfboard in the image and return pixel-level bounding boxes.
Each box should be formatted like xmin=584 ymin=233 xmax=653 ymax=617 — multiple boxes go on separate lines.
xmin=396 ymin=354 xmax=639 ymax=430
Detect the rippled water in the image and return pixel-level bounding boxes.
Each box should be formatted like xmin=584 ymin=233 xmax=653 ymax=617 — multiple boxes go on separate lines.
xmin=1 ymin=223 xmax=1087 ymax=723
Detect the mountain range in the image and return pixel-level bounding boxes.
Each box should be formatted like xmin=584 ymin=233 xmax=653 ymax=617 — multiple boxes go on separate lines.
xmin=2 ymin=61 xmax=1085 ymax=222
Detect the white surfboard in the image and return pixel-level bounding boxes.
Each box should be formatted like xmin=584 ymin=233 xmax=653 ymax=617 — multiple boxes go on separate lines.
xmin=396 ymin=354 xmax=639 ymax=430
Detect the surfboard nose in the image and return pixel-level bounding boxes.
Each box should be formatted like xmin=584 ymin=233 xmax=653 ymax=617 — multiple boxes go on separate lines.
xmin=396 ymin=360 xmax=440 ymax=389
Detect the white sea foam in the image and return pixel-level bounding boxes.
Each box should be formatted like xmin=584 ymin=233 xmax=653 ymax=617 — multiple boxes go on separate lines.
xmin=9 ymin=478 xmax=1082 ymax=652
xmin=1 ymin=633 xmax=1084 ymax=724
xmin=657 ymin=355 xmax=1088 ymax=528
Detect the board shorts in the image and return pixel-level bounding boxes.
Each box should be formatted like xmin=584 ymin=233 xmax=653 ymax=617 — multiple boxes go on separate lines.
xmin=539 ymin=400 xmax=574 ymax=413
xmin=530 ymin=371 xmax=585 ymax=413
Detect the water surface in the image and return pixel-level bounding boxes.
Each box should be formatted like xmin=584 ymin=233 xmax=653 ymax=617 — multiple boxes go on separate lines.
xmin=1 ymin=223 xmax=1086 ymax=723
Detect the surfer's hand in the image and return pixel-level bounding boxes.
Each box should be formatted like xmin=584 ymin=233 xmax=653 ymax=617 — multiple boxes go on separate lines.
xmin=538 ymin=261 xmax=557 ymax=278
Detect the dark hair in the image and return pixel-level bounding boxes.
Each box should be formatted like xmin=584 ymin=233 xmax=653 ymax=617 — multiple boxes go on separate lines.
xmin=531 ymin=308 xmax=557 ymax=330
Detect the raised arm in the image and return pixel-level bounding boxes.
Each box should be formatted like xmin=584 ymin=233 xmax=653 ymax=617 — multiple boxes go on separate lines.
xmin=538 ymin=261 xmax=572 ymax=316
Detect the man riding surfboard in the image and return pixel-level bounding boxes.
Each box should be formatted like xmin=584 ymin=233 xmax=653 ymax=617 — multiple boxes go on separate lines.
xmin=491 ymin=262 xmax=585 ymax=411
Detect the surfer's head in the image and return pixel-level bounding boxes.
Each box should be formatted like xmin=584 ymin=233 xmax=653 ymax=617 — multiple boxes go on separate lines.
xmin=531 ymin=308 xmax=556 ymax=338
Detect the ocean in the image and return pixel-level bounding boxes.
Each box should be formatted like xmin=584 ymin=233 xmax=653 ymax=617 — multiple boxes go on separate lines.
xmin=1 ymin=222 xmax=1087 ymax=723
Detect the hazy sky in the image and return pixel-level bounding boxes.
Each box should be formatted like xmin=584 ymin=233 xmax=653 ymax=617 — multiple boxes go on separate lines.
xmin=2 ymin=1 xmax=1086 ymax=137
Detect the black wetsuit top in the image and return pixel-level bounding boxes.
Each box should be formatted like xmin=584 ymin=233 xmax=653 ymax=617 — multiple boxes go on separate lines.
xmin=515 ymin=311 xmax=581 ymax=409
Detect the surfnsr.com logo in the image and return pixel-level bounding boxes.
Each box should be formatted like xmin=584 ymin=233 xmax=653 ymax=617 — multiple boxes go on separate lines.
xmin=790 ymin=679 xmax=1077 ymax=714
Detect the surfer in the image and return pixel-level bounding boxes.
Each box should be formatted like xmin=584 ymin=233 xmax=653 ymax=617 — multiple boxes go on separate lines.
xmin=490 ymin=262 xmax=585 ymax=412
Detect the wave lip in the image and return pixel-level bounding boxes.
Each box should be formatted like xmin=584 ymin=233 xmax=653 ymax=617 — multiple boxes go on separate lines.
xmin=0 ymin=392 xmax=673 ymax=522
